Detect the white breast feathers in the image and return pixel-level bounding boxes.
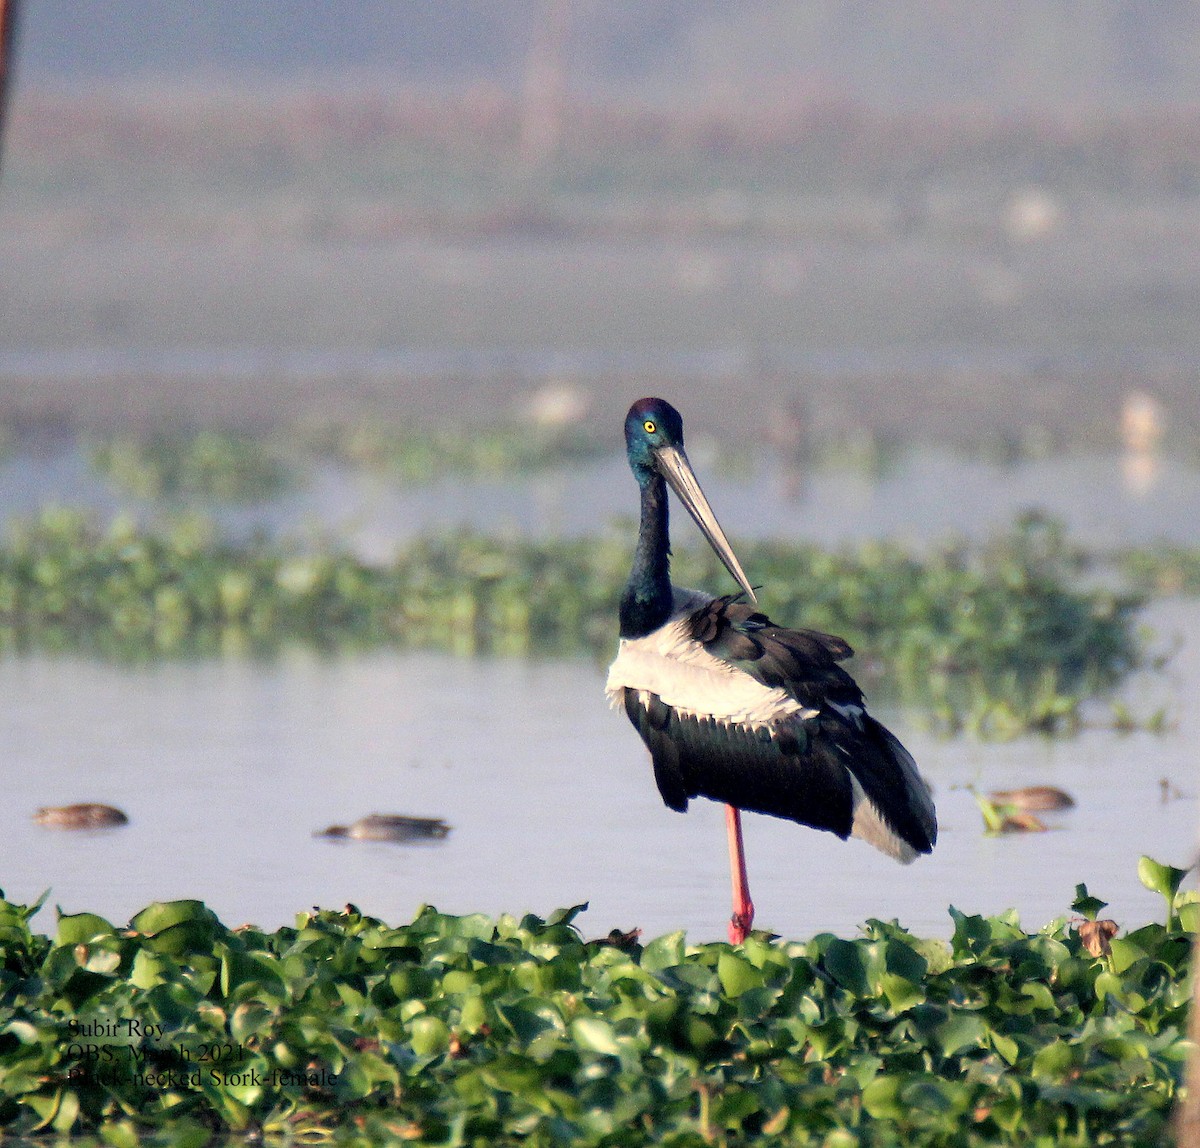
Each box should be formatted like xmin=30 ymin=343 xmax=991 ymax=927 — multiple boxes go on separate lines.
xmin=606 ymin=589 xmax=816 ymax=727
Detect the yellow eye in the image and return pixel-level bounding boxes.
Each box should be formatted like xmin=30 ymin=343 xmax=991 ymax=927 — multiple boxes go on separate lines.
xmin=643 ymin=420 xmax=657 ymax=434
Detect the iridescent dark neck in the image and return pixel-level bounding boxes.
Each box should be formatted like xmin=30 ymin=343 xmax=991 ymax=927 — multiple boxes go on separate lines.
xmin=620 ymin=471 xmax=673 ymax=638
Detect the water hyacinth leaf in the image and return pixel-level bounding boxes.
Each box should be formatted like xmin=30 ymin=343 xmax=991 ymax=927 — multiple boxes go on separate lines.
xmin=78 ymin=946 xmax=121 ymax=975
xmin=3 ymin=1019 xmax=40 ymax=1044
xmin=1071 ymin=882 xmax=1108 ymax=921
xmin=1108 ymin=937 xmax=1150 ymax=975
xmin=717 ymin=951 xmax=765 ymax=998
xmin=879 ymin=971 xmax=924 ymax=1013
xmin=901 ymin=1076 xmax=963 ymax=1117
xmin=861 ymin=1075 xmax=904 ymax=1120
xmin=409 ymin=1015 xmax=451 ymax=1057
xmin=51 ymin=1089 xmax=81 ymax=1134
xmin=569 ymin=1017 xmax=621 ymax=1056
xmin=0 ymin=868 xmax=1191 ymax=1142
xmin=1137 ymin=855 xmax=1190 ymax=924
xmin=711 ymin=1087 xmax=760 ymax=1127
xmin=639 ymin=931 xmax=686 ymax=972
xmin=98 ymin=1120 xmax=141 ymax=1148
xmin=948 ymin=907 xmax=992 ymax=956
xmin=55 ymin=912 xmax=117 ymax=946
xmin=229 ymin=1002 xmax=275 ymax=1044
xmin=821 ymin=938 xmax=870 ymax=996
xmin=1032 ymin=1039 xmax=1075 ymax=1077
xmin=935 ymin=1010 xmax=987 ymax=1057
xmin=990 ymin=1030 xmax=1020 ymax=1065
xmin=140 ymin=919 xmax=220 ymax=958
xmin=495 ymin=1000 xmax=556 ymax=1043
xmin=129 ymin=900 xmax=218 ymax=936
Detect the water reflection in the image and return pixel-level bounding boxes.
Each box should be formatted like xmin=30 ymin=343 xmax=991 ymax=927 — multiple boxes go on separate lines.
xmin=2 ymin=598 xmax=1195 ymax=941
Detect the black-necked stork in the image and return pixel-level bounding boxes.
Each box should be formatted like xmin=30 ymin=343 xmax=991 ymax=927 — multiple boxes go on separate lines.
xmin=606 ymin=397 xmax=937 ymax=943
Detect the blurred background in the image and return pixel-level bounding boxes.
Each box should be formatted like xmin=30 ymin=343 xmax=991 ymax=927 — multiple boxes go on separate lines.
xmin=5 ymin=0 xmax=1200 ymax=448
xmin=0 ymin=1 xmax=1197 ymax=941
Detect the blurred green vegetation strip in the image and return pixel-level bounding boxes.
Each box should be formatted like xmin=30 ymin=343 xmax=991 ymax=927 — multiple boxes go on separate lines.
xmin=0 ymin=864 xmax=1192 ymax=1143
xmin=1119 ymin=543 xmax=1200 ymax=598
xmin=89 ymin=432 xmax=293 ymax=503
xmin=88 ymin=422 xmax=610 ymax=501
xmin=0 ymin=508 xmax=1140 ymax=736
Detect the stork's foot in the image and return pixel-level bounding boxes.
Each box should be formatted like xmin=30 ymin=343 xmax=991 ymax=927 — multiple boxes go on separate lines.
xmin=728 ymin=903 xmax=754 ymax=945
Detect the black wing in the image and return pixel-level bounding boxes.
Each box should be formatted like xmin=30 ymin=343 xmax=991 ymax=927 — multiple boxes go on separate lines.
xmin=621 ymin=595 xmax=936 ymax=857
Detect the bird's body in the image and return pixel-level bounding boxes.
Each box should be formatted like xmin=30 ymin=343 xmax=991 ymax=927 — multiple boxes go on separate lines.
xmin=317 ymin=814 xmax=451 ymax=843
xmin=609 ymin=397 xmax=936 ymax=940
xmin=34 ymin=803 xmax=128 ymax=830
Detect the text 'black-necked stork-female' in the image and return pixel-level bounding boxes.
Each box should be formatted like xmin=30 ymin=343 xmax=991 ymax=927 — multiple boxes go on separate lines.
xmin=605 ymin=397 xmax=937 ymax=942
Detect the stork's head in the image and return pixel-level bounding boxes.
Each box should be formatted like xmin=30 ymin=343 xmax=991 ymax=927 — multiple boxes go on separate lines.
xmin=624 ymin=397 xmax=685 ymax=477
xmin=623 ymin=397 xmax=756 ymax=603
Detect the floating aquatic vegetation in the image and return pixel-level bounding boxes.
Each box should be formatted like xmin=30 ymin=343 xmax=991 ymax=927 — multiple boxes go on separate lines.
xmin=299 ymin=418 xmax=609 ymax=482
xmin=0 ymin=508 xmax=1143 ymax=735
xmin=1118 ymin=543 xmax=1200 ymax=597
xmin=0 ymin=860 xmax=1191 ymax=1143
xmin=89 ymin=431 xmax=293 ymax=502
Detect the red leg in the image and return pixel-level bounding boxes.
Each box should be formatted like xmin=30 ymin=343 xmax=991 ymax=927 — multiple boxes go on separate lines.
xmin=725 ymin=804 xmax=754 ymax=943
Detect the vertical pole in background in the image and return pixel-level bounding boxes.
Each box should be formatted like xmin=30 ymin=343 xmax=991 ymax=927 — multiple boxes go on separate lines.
xmin=518 ymin=0 xmax=568 ymax=171
xmin=0 ymin=0 xmax=19 ymax=175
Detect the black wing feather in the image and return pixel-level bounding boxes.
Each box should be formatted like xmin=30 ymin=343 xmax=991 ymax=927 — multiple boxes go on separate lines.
xmin=620 ymin=594 xmax=936 ymax=857
xmin=622 ymin=688 xmax=856 ymax=838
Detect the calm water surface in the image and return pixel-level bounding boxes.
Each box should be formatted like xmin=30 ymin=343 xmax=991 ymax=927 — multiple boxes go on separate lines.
xmin=2 ymin=597 xmax=1195 ymax=942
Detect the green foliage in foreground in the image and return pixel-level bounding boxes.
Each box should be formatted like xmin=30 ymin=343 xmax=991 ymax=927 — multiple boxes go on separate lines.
xmin=0 ymin=509 xmax=1141 ymax=735
xmin=0 ymin=869 xmax=1193 ymax=1146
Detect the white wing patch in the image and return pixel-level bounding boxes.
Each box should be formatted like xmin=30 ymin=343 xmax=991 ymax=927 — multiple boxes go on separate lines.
xmin=606 ymin=588 xmax=817 ymax=727
xmin=848 ymin=777 xmax=919 ymax=863
xmin=826 ymin=699 xmax=865 ymax=728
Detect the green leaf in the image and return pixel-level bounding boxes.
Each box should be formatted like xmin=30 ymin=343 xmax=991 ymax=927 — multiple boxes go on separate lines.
xmin=1138 ymin=856 xmax=1190 ymax=924
xmin=935 ymin=1009 xmax=986 ymax=1056
xmin=569 ymin=1017 xmax=621 ymax=1056
xmin=822 ymin=939 xmax=869 ymax=996
xmin=991 ymin=1030 xmax=1020 ymax=1065
xmin=862 ymin=1075 xmax=904 ymax=1120
xmin=55 ymin=911 xmax=117 ymax=946
xmin=409 ymin=1015 xmax=450 ymax=1057
xmin=1071 ymin=883 xmax=1108 ymax=921
xmin=640 ymin=931 xmax=685 ymax=972
xmin=717 ymin=951 xmax=765 ymax=997
xmin=880 ymin=971 xmax=924 ymax=1013
xmin=51 ymin=1089 xmax=80 ymax=1133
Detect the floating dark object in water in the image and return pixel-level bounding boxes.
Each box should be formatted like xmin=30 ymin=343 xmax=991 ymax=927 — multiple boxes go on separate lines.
xmin=33 ymin=803 xmax=129 ymax=829
xmin=987 ymin=786 xmax=1075 ymax=812
xmin=969 ymin=787 xmax=1056 ymax=835
xmin=995 ymin=810 xmax=1049 ymax=834
xmin=317 ymin=814 xmax=451 ymax=843
xmin=1159 ymin=777 xmax=1188 ymax=804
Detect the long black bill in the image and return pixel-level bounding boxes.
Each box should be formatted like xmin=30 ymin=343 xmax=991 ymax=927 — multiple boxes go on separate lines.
xmin=654 ymin=443 xmax=757 ymax=603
